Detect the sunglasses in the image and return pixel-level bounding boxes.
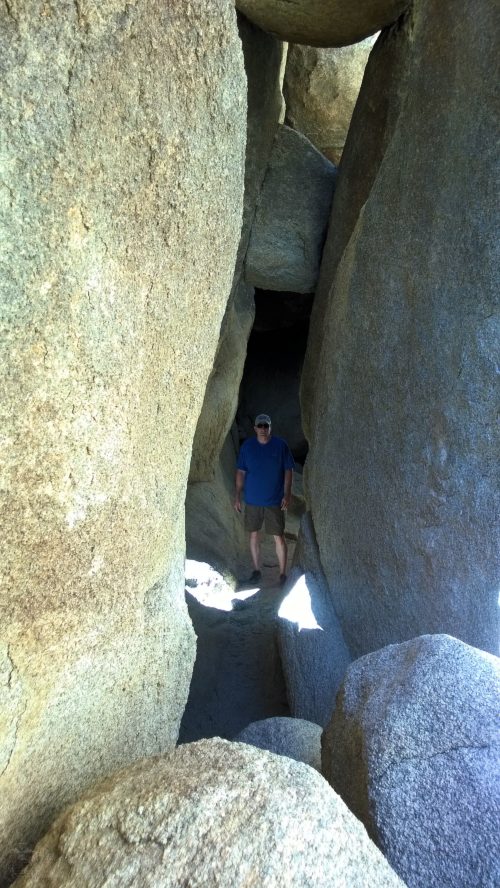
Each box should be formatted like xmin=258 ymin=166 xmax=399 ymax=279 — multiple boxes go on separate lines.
xmin=256 ymin=423 xmax=270 ymax=429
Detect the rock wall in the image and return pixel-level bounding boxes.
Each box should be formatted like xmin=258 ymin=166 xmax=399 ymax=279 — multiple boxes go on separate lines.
xmin=304 ymin=0 xmax=500 ymax=658
xmin=0 ymin=1 xmax=245 ymax=882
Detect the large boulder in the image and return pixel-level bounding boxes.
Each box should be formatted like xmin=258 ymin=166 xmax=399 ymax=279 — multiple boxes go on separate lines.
xmin=323 ymin=635 xmax=500 ymax=888
xmin=245 ymin=125 xmax=337 ymax=294
xmin=14 ymin=739 xmax=406 ymax=887
xmin=235 ymin=0 xmax=407 ymax=48
xmin=303 ymin=0 xmax=500 ymax=658
xmin=278 ymin=513 xmax=351 ymax=726
xmin=283 ymin=39 xmax=376 ymax=165
xmin=235 ymin=716 xmax=322 ymax=771
xmin=0 ymin=2 xmax=245 ymax=882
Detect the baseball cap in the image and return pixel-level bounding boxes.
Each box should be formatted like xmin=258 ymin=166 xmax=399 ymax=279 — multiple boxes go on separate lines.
xmin=255 ymin=413 xmax=271 ymax=425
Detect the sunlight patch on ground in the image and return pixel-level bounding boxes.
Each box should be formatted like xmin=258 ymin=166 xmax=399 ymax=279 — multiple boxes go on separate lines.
xmin=185 ymin=559 xmax=257 ymax=611
xmin=278 ymin=573 xmax=323 ymax=631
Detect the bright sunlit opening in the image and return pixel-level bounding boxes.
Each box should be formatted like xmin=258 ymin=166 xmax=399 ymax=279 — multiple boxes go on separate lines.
xmin=278 ymin=573 xmax=323 ymax=631
xmin=184 ymin=559 xmax=258 ymax=612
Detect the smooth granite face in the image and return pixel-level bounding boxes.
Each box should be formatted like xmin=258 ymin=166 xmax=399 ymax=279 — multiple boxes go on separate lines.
xmin=323 ymin=634 xmax=500 ymax=888
xmin=304 ymin=0 xmax=500 ymax=659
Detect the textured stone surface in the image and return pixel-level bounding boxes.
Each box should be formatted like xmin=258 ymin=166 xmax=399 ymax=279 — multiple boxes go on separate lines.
xmin=14 ymin=739 xmax=406 ymax=887
xmin=245 ymin=125 xmax=337 ymax=294
xmin=236 ymin=716 xmax=322 ymax=771
xmin=189 ymin=17 xmax=284 ymax=484
xmin=0 ymin=1 xmax=245 ymax=882
xmin=186 ymin=430 xmax=249 ymax=579
xmin=283 ymin=39 xmax=376 ymax=165
xmin=236 ymin=0 xmax=407 ymax=48
xmin=278 ymin=513 xmax=351 ymax=726
xmin=323 ymin=635 xmax=500 ymax=888
xmin=304 ymin=0 xmax=500 ymax=658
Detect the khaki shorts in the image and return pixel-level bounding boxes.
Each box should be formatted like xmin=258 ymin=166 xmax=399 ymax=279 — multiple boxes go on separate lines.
xmin=244 ymin=504 xmax=285 ymax=535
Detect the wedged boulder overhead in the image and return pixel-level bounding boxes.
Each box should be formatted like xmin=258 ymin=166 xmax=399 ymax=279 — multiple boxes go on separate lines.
xmin=236 ymin=0 xmax=407 ymax=48
xmin=0 ymin=1 xmax=245 ymax=882
xmin=13 ymin=739 xmax=406 ymax=887
xmin=189 ymin=18 xmax=284 ymax=485
xmin=304 ymin=0 xmax=500 ymax=658
xmin=283 ymin=38 xmax=377 ymax=165
xmin=323 ymin=635 xmax=500 ymax=888
xmin=245 ymin=125 xmax=337 ymax=294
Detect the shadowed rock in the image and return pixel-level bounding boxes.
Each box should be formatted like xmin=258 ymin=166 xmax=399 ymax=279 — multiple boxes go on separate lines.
xmin=236 ymin=716 xmax=322 ymax=771
xmin=323 ymin=634 xmax=500 ymax=888
xmin=236 ymin=0 xmax=407 ymax=48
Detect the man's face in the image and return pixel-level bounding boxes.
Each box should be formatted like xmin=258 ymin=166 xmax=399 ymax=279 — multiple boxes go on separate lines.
xmin=254 ymin=421 xmax=271 ymax=442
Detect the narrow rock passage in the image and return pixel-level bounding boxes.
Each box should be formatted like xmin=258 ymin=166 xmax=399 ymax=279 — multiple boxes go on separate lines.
xmin=179 ymin=534 xmax=297 ymax=743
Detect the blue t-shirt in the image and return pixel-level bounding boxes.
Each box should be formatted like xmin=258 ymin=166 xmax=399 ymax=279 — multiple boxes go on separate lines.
xmin=237 ymin=436 xmax=294 ymax=507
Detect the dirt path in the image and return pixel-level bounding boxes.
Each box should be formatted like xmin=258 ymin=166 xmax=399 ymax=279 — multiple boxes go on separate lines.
xmin=179 ymin=533 xmax=296 ymax=743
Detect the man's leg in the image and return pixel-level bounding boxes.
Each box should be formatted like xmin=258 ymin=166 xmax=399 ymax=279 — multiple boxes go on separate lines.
xmin=273 ymin=534 xmax=287 ymax=577
xmin=249 ymin=531 xmax=261 ymax=572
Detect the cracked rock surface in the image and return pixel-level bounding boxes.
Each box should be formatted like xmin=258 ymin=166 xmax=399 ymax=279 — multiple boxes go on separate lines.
xmin=13 ymin=738 xmax=406 ymax=888
xmin=323 ymin=634 xmax=500 ymax=888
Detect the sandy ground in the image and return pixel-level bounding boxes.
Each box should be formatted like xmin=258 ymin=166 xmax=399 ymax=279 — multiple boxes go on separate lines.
xmin=179 ymin=530 xmax=297 ymax=743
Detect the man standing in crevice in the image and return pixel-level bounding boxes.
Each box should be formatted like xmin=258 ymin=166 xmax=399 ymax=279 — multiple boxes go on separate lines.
xmin=234 ymin=413 xmax=294 ymax=586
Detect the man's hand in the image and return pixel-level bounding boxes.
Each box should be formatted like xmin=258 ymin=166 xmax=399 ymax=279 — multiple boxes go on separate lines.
xmin=234 ymin=496 xmax=242 ymax=513
xmin=280 ymin=495 xmax=290 ymax=511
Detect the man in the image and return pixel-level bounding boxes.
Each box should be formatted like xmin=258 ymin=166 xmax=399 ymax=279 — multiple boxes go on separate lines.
xmin=234 ymin=413 xmax=294 ymax=586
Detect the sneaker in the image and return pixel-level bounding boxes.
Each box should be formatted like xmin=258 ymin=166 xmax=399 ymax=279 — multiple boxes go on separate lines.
xmin=243 ymin=569 xmax=261 ymax=585
xmin=279 ymin=573 xmax=287 ymax=586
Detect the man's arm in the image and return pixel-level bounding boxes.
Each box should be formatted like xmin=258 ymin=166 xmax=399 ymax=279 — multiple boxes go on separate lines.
xmin=281 ymin=468 xmax=293 ymax=510
xmin=234 ymin=469 xmax=245 ymax=512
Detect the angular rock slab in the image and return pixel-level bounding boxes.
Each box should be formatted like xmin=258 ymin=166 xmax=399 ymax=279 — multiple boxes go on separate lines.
xmin=236 ymin=0 xmax=407 ymax=48
xmin=278 ymin=513 xmax=351 ymax=726
xmin=245 ymin=125 xmax=337 ymax=294
xmin=284 ymin=38 xmax=377 ymax=165
xmin=235 ymin=716 xmax=322 ymax=771
xmin=0 ymin=1 xmax=245 ymax=882
xmin=14 ymin=739 xmax=406 ymax=888
xmin=304 ymin=0 xmax=500 ymax=658
xmin=323 ymin=635 xmax=500 ymax=888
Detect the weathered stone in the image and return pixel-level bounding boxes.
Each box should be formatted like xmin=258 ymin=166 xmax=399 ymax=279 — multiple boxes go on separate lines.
xmin=304 ymin=0 xmax=500 ymax=658
xmin=236 ymin=0 xmax=407 ymax=48
xmin=14 ymin=739 xmax=406 ymax=887
xmin=245 ymin=125 xmax=337 ymax=294
xmin=0 ymin=1 xmax=245 ymax=882
xmin=283 ymin=39 xmax=376 ymax=165
xmin=186 ymin=430 xmax=249 ymax=579
xmin=189 ymin=18 xmax=284 ymax=484
xmin=323 ymin=635 xmax=500 ymax=888
xmin=189 ymin=281 xmax=255 ymax=484
xmin=278 ymin=513 xmax=351 ymax=726
xmin=236 ymin=716 xmax=322 ymax=771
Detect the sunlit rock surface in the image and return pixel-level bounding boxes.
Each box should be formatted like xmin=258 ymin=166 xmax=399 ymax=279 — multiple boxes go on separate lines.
xmin=245 ymin=125 xmax=337 ymax=294
xmin=323 ymin=635 xmax=500 ymax=888
xmin=0 ymin=1 xmax=245 ymax=881
xmin=304 ymin=0 xmax=500 ymax=658
xmin=278 ymin=513 xmax=351 ymax=726
xmin=236 ymin=716 xmax=322 ymax=771
xmin=13 ymin=739 xmax=406 ymax=888
xmin=236 ymin=0 xmax=407 ymax=48
xmin=283 ymin=38 xmax=376 ymax=165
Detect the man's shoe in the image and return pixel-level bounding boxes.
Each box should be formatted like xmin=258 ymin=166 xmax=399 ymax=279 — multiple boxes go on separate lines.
xmin=279 ymin=573 xmax=287 ymax=586
xmin=244 ymin=569 xmax=261 ymax=585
